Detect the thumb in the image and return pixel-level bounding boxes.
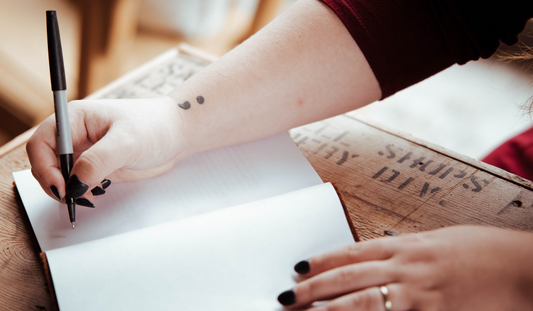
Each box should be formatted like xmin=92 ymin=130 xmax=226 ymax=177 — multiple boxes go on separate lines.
xmin=65 ymin=132 xmax=132 ymax=198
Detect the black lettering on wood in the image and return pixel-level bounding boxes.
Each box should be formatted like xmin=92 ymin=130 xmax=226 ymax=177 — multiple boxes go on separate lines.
xmin=410 ymin=157 xmax=426 ymax=168
xmin=420 ymin=182 xmax=429 ymax=197
xmin=314 ymin=143 xmax=328 ymax=154
xmin=385 ymin=144 xmax=395 ymax=159
xmin=324 ymin=146 xmax=339 ymax=159
xmin=439 ymin=168 xmax=454 ymax=179
xmin=397 ymin=152 xmax=412 ymax=163
xmin=373 ymin=167 xmax=388 ymax=179
xmin=429 ymin=164 xmax=446 ymax=175
xmin=297 ymin=136 xmax=308 ymax=145
xmin=430 ymin=187 xmax=440 ymax=194
xmin=470 ymin=176 xmax=482 ymax=192
xmin=382 ymin=170 xmax=400 ymax=182
xmin=314 ymin=123 xmax=328 ymax=134
xmin=419 ymin=160 xmax=434 ymax=171
xmin=398 ymin=177 xmax=413 ymax=190
xmin=336 ymin=151 xmax=349 ymax=165
xmin=333 ymin=131 xmax=348 ymax=142
xmin=454 ymin=170 xmax=467 ymax=178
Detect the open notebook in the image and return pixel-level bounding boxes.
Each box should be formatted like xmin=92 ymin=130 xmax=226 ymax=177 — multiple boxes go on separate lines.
xmin=13 ymin=133 xmax=356 ymax=311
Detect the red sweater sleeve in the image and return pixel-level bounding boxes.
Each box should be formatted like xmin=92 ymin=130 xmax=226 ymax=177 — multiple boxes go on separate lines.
xmin=321 ymin=0 xmax=533 ymax=99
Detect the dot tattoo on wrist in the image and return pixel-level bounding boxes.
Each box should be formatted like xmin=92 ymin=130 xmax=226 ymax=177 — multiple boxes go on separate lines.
xmin=178 ymin=101 xmax=191 ymax=110
xmin=177 ymin=96 xmax=205 ymax=110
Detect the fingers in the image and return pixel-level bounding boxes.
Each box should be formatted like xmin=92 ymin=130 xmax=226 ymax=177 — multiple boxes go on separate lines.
xmin=296 ymin=238 xmax=396 ymax=277
xmin=282 ymin=261 xmax=394 ymax=309
xmin=66 ymin=128 xmax=128 ymax=199
xmin=305 ymin=284 xmax=411 ymax=311
xmin=27 ymin=118 xmax=67 ymax=201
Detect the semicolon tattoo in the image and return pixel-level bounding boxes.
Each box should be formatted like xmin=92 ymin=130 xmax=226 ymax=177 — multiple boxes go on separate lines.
xmin=178 ymin=101 xmax=191 ymax=110
xmin=178 ymin=96 xmax=205 ymax=110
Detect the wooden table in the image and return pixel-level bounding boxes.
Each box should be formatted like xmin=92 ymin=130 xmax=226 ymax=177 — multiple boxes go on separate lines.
xmin=1 ymin=45 xmax=532 ymax=310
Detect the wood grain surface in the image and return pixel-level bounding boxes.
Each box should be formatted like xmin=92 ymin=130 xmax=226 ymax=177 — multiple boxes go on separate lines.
xmin=0 ymin=45 xmax=532 ymax=310
xmin=289 ymin=116 xmax=533 ymax=241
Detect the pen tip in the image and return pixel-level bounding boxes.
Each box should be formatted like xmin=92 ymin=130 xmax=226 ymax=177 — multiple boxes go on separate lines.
xmin=72 ymin=222 xmax=75 ymax=229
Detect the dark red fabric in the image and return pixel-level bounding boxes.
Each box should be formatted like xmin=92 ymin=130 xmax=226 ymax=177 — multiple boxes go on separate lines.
xmin=321 ymin=0 xmax=533 ymax=99
xmin=321 ymin=0 xmax=533 ymax=180
xmin=483 ymin=126 xmax=533 ymax=181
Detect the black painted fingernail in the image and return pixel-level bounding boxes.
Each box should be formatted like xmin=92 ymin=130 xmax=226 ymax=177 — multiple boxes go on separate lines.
xmin=384 ymin=230 xmax=399 ymax=236
xmin=278 ymin=290 xmax=296 ymax=306
xmin=50 ymin=185 xmax=61 ymax=200
xmin=91 ymin=187 xmax=106 ymax=196
xmin=76 ymin=198 xmax=95 ymax=208
xmin=294 ymin=260 xmax=310 ymax=274
xmin=66 ymin=175 xmax=90 ymax=198
xmin=101 ymin=179 xmax=111 ymax=189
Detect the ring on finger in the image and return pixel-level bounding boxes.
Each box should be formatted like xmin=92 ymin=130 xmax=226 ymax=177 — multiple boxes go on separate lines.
xmin=380 ymin=286 xmax=392 ymax=311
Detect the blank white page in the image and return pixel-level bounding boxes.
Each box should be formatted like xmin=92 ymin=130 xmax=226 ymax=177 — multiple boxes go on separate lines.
xmin=13 ymin=133 xmax=322 ymax=252
xmin=47 ymin=183 xmax=355 ymax=311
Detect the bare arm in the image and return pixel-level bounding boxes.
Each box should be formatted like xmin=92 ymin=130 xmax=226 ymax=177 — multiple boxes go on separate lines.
xmin=167 ymin=0 xmax=380 ymax=154
xmin=27 ymin=0 xmax=380 ymax=202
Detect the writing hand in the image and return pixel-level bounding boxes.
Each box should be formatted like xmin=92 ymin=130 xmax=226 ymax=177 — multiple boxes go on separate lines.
xmin=27 ymin=96 xmax=188 ymax=203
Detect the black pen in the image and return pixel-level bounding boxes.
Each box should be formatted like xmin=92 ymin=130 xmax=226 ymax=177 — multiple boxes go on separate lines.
xmin=46 ymin=10 xmax=76 ymax=229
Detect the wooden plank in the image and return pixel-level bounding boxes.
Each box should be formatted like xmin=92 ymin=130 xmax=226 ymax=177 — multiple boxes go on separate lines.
xmin=0 ymin=145 xmax=53 ymax=310
xmin=346 ymin=114 xmax=533 ymax=189
xmin=289 ymin=116 xmax=533 ymax=240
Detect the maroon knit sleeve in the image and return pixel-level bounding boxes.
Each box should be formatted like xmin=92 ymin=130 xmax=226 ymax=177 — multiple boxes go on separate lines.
xmin=321 ymin=0 xmax=533 ymax=99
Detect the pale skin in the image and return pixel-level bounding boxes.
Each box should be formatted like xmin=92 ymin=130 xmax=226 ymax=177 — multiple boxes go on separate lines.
xmin=26 ymin=0 xmax=533 ymax=309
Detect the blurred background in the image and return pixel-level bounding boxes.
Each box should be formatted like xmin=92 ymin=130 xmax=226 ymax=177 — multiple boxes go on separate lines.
xmin=0 ymin=0 xmax=293 ymax=147
xmin=0 ymin=0 xmax=532 ymax=162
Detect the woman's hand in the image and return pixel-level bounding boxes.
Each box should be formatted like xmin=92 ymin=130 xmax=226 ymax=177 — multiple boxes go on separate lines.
xmin=27 ymin=96 xmax=189 ymax=203
xmin=27 ymin=0 xmax=383 ymax=205
xmin=278 ymin=226 xmax=533 ymax=310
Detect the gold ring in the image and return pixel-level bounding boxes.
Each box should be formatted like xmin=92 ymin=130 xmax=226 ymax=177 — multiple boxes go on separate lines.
xmin=380 ymin=286 xmax=392 ymax=311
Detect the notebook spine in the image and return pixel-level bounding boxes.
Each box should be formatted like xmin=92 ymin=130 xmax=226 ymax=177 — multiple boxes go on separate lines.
xmin=40 ymin=252 xmax=60 ymax=311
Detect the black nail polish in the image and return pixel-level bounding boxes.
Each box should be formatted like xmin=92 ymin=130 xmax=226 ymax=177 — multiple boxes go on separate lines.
xmin=76 ymin=198 xmax=95 ymax=208
xmin=294 ymin=260 xmax=310 ymax=274
xmin=66 ymin=175 xmax=90 ymax=198
xmin=50 ymin=185 xmax=61 ymax=200
xmin=91 ymin=187 xmax=106 ymax=196
xmin=278 ymin=290 xmax=296 ymax=306
xmin=101 ymin=179 xmax=111 ymax=189
xmin=384 ymin=230 xmax=399 ymax=236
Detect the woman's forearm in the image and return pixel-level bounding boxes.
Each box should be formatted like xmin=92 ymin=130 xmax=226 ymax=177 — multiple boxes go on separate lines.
xmin=167 ymin=0 xmax=381 ymax=155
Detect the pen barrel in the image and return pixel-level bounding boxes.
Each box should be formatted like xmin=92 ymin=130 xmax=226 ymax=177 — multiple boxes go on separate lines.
xmin=61 ymin=154 xmax=75 ymax=224
xmin=54 ymin=90 xmax=73 ymax=155
xmin=59 ymin=153 xmax=73 ymax=183
xmin=46 ymin=10 xmax=66 ymax=91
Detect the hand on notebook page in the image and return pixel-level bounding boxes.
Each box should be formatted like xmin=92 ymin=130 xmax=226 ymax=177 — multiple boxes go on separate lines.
xmin=27 ymin=97 xmax=189 ymax=203
xmin=278 ymin=226 xmax=533 ymax=310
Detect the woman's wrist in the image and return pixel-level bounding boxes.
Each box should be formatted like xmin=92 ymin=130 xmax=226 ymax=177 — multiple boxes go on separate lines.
xmin=164 ymin=94 xmax=199 ymax=161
